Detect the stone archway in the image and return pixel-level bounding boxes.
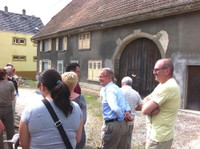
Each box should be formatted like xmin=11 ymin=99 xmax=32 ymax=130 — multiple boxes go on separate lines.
xmin=112 ymin=29 xmax=168 ymax=96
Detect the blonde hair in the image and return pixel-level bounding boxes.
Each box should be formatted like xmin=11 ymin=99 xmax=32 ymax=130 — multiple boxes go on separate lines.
xmin=62 ymin=72 xmax=78 ymax=92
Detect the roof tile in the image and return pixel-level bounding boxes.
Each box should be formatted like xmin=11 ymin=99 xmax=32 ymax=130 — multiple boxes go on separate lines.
xmin=0 ymin=10 xmax=44 ymax=34
xmin=33 ymin=0 xmax=200 ymax=39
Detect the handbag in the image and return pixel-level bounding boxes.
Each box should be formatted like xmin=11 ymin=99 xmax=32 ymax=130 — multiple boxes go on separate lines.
xmin=42 ymin=99 xmax=73 ymax=149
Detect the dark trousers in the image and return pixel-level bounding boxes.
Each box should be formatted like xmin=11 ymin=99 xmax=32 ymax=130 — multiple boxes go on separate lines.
xmin=0 ymin=106 xmax=14 ymax=149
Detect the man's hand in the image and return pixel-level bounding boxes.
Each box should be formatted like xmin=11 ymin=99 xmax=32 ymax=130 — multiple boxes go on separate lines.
xmin=124 ymin=112 xmax=134 ymax=121
xmin=150 ymin=107 xmax=160 ymax=116
xmin=135 ymin=105 xmax=142 ymax=111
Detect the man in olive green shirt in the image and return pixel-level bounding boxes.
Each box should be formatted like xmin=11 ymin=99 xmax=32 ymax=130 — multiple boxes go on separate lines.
xmin=142 ymin=58 xmax=180 ymax=149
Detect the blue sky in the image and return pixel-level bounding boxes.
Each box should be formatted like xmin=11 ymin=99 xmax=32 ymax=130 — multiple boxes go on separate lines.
xmin=0 ymin=0 xmax=72 ymax=25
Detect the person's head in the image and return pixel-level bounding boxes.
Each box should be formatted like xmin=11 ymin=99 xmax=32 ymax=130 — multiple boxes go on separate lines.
xmin=62 ymin=72 xmax=78 ymax=93
xmin=99 ymin=68 xmax=114 ymax=86
xmin=5 ymin=63 xmax=15 ymax=77
xmin=66 ymin=63 xmax=80 ymax=76
xmin=121 ymin=76 xmax=132 ymax=86
xmin=153 ymin=58 xmax=174 ymax=84
xmin=0 ymin=68 xmax=7 ymax=80
xmin=38 ymin=69 xmax=72 ymax=116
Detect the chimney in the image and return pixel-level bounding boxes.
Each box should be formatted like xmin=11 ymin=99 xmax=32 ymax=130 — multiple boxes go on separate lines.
xmin=4 ymin=6 xmax=8 ymax=12
xmin=22 ymin=9 xmax=26 ymax=15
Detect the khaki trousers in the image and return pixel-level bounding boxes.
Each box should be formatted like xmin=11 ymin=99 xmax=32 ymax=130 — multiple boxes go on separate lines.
xmin=146 ymin=139 xmax=173 ymax=149
xmin=101 ymin=120 xmax=127 ymax=149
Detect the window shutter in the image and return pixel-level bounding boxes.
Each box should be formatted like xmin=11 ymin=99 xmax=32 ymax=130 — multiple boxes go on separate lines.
xmin=39 ymin=60 xmax=42 ymax=73
xmin=78 ymin=34 xmax=82 ymax=49
xmin=48 ymin=60 xmax=51 ymax=69
xmin=56 ymin=38 xmax=59 ymax=51
xmin=40 ymin=41 xmax=43 ymax=51
xmin=48 ymin=39 xmax=52 ymax=51
xmin=63 ymin=36 xmax=67 ymax=50
xmin=88 ymin=61 xmax=93 ymax=80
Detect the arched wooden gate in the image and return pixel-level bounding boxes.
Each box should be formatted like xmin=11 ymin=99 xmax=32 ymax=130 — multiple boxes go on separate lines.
xmin=117 ymin=38 xmax=161 ymax=97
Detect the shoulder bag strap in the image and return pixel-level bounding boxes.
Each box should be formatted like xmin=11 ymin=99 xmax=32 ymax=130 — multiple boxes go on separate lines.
xmin=42 ymin=99 xmax=73 ymax=149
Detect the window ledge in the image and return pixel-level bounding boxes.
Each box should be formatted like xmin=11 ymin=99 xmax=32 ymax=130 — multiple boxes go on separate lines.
xmin=78 ymin=48 xmax=91 ymax=51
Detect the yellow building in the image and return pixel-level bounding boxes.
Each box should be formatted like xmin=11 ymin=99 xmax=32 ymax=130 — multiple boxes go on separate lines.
xmin=0 ymin=6 xmax=43 ymax=79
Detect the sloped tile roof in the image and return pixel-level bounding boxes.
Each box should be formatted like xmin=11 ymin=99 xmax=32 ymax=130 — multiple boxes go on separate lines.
xmin=33 ymin=0 xmax=200 ymax=39
xmin=0 ymin=10 xmax=44 ymax=34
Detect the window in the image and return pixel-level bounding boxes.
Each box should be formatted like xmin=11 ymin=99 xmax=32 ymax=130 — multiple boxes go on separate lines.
xmin=12 ymin=37 xmax=26 ymax=45
xmin=57 ymin=36 xmax=67 ymax=51
xmin=39 ymin=59 xmax=51 ymax=73
xmin=78 ymin=32 xmax=90 ymax=49
xmin=12 ymin=55 xmax=26 ymax=61
xmin=33 ymin=56 xmax=37 ymax=62
xmin=44 ymin=39 xmax=52 ymax=52
xmin=88 ymin=60 xmax=102 ymax=81
xmin=57 ymin=60 xmax=63 ymax=74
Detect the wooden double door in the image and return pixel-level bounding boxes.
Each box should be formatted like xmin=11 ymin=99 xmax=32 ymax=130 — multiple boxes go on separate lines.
xmin=186 ymin=66 xmax=200 ymax=111
xmin=117 ymin=38 xmax=161 ymax=97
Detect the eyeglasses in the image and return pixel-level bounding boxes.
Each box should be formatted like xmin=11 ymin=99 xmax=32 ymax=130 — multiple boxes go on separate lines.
xmin=153 ymin=67 xmax=167 ymax=72
xmin=98 ymin=75 xmax=108 ymax=78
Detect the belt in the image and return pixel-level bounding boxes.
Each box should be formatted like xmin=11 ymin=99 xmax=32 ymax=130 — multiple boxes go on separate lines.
xmin=105 ymin=118 xmax=118 ymax=124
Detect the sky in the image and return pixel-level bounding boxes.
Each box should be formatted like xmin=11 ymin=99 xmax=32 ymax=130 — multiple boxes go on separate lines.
xmin=0 ymin=0 xmax=72 ymax=25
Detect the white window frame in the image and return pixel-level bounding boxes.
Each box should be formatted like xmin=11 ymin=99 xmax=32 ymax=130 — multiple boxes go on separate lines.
xmin=57 ymin=60 xmax=63 ymax=74
xmin=88 ymin=60 xmax=102 ymax=81
xmin=44 ymin=39 xmax=52 ymax=52
xmin=12 ymin=55 xmax=26 ymax=61
xmin=13 ymin=37 xmax=26 ymax=45
xmin=58 ymin=36 xmax=67 ymax=51
xmin=78 ymin=32 xmax=90 ymax=50
xmin=39 ymin=59 xmax=51 ymax=73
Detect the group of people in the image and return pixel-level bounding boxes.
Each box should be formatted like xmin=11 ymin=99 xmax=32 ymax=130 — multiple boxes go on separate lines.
xmin=0 ymin=58 xmax=180 ymax=149
xmin=0 ymin=63 xmax=19 ymax=149
xmin=19 ymin=63 xmax=87 ymax=149
xmin=99 ymin=58 xmax=180 ymax=149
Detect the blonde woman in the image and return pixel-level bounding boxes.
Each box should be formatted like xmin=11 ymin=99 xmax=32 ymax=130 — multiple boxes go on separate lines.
xmin=62 ymin=72 xmax=87 ymax=149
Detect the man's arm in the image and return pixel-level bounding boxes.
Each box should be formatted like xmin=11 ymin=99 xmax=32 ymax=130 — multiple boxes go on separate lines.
xmin=141 ymin=97 xmax=159 ymax=115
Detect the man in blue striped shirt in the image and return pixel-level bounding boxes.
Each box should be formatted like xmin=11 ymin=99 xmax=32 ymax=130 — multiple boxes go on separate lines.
xmin=99 ymin=68 xmax=133 ymax=149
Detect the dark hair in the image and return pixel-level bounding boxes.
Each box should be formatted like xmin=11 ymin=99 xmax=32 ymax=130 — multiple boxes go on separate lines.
xmin=66 ymin=63 xmax=80 ymax=72
xmin=0 ymin=68 xmax=7 ymax=80
xmin=6 ymin=63 xmax=13 ymax=67
xmin=38 ymin=69 xmax=73 ymax=116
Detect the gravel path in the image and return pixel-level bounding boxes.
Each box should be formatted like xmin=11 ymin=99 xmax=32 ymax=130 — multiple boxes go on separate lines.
xmin=15 ymin=88 xmax=200 ymax=149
